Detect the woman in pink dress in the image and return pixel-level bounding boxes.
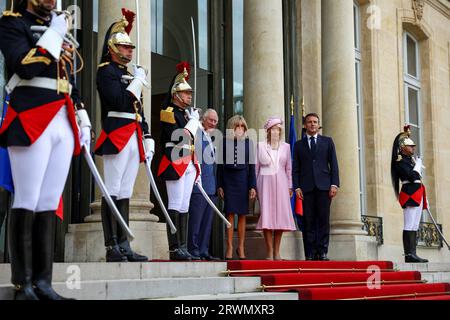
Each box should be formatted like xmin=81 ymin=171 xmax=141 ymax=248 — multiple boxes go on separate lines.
xmin=256 ymin=117 xmax=296 ymax=260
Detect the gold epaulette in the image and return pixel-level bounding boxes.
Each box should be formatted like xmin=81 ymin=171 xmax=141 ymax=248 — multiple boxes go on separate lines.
xmin=98 ymin=62 xmax=110 ymax=68
xmin=161 ymin=107 xmax=176 ymax=124
xmin=2 ymin=10 xmax=22 ymax=18
xmin=397 ymin=155 xmax=403 ymax=162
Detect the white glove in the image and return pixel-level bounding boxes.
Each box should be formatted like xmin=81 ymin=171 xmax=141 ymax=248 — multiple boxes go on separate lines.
xmin=133 ymin=65 xmax=149 ymax=87
xmin=413 ymin=157 xmax=423 ymax=176
xmin=185 ymin=108 xmax=200 ymax=121
xmin=50 ymin=12 xmax=68 ymax=39
xmin=144 ymin=137 xmax=155 ymax=162
xmin=79 ymin=127 xmax=91 ymax=150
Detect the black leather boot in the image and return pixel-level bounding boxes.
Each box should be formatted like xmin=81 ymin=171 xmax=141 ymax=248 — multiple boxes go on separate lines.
xmin=32 ymin=211 xmax=75 ymax=300
xmin=180 ymin=213 xmax=200 ymax=260
xmin=8 ymin=209 xmax=39 ymax=300
xmin=167 ymin=210 xmax=191 ymax=261
xmin=116 ymin=199 xmax=148 ymax=262
xmin=101 ymin=197 xmax=127 ymax=262
xmin=405 ymin=230 xmax=428 ymax=263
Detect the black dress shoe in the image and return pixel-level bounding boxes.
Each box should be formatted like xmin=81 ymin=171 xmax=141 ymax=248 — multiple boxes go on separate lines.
xmin=305 ymin=256 xmax=315 ymax=261
xmin=201 ymin=254 xmax=220 ymax=261
xmin=318 ymin=254 xmax=330 ymax=261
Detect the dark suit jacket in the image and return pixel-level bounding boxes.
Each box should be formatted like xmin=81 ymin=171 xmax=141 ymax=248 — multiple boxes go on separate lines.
xmin=292 ymin=135 xmax=340 ymax=193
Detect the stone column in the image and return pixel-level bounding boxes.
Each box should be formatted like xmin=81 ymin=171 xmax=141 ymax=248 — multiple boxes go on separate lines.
xmin=243 ymin=0 xmax=285 ymax=132
xmin=240 ymin=0 xmax=303 ymax=260
xmin=65 ymin=0 xmax=168 ymax=262
xmin=321 ymin=0 xmax=376 ymax=261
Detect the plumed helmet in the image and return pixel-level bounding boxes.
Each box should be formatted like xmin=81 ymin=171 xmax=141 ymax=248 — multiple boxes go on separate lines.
xmin=100 ymin=8 xmax=136 ymax=64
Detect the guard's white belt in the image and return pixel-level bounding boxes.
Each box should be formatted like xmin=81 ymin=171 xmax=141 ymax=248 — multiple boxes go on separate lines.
xmin=6 ymin=74 xmax=72 ymax=95
xmin=107 ymin=111 xmax=141 ymax=122
xmin=402 ymin=180 xmax=422 ymax=184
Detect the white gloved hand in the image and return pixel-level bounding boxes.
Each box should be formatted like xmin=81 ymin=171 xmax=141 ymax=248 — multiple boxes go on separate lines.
xmin=79 ymin=127 xmax=91 ymax=151
xmin=50 ymin=12 xmax=68 ymax=39
xmin=144 ymin=137 xmax=155 ymax=162
xmin=413 ymin=157 xmax=423 ymax=176
xmin=132 ymin=65 xmax=149 ymax=87
xmin=185 ymin=108 xmax=200 ymax=121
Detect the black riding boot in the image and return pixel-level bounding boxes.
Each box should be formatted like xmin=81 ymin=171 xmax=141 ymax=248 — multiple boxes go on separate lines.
xmin=404 ymin=230 xmax=427 ymax=263
xmin=32 ymin=211 xmax=75 ymax=300
xmin=179 ymin=213 xmax=200 ymax=260
xmin=116 ymin=199 xmax=148 ymax=262
xmin=404 ymin=230 xmax=428 ymax=263
xmin=8 ymin=209 xmax=39 ymax=300
xmin=167 ymin=210 xmax=191 ymax=261
xmin=101 ymin=197 xmax=127 ymax=262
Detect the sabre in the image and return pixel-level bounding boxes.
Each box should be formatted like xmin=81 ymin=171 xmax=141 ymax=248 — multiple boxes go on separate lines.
xmin=425 ymin=198 xmax=450 ymax=250
xmin=82 ymin=146 xmax=135 ymax=241
xmin=195 ymin=181 xmax=232 ymax=228
xmin=190 ymin=17 xmax=197 ymax=109
xmin=142 ymin=143 xmax=177 ymax=234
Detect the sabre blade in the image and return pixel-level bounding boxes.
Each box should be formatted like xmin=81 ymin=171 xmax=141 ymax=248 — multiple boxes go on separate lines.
xmin=191 ymin=17 xmax=197 ymax=109
xmin=196 ymin=182 xmax=232 ymax=228
xmin=82 ymin=147 xmax=135 ymax=241
xmin=425 ymin=203 xmax=450 ymax=250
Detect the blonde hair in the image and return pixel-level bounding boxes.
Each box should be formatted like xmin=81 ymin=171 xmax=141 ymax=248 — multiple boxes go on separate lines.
xmin=227 ymin=115 xmax=248 ymax=132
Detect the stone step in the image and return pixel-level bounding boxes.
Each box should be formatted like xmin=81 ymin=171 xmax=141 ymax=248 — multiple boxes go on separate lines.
xmin=394 ymin=263 xmax=450 ymax=272
xmin=152 ymin=292 xmax=299 ymax=300
xmin=0 ymin=276 xmax=261 ymax=300
xmin=0 ymin=262 xmax=229 ymax=285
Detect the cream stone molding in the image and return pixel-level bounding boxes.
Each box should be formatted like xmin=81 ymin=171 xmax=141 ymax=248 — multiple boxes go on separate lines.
xmin=425 ymin=0 xmax=450 ymax=19
xmin=412 ymin=0 xmax=426 ymax=22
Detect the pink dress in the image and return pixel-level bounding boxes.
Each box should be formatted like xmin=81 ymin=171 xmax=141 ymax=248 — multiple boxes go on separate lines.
xmin=256 ymin=142 xmax=296 ymax=231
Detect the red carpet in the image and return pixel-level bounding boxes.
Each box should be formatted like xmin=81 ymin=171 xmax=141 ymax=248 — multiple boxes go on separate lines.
xmin=226 ymin=260 xmax=450 ymax=300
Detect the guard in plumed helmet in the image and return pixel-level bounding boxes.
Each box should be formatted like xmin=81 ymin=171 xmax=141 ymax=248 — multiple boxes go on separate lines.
xmin=0 ymin=0 xmax=92 ymax=300
xmin=158 ymin=62 xmax=201 ymax=261
xmin=95 ymin=9 xmax=154 ymax=263
xmin=391 ymin=125 xmax=429 ymax=263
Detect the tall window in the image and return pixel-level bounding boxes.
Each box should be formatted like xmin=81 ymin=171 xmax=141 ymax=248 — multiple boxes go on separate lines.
xmin=232 ymin=0 xmax=244 ymax=114
xmin=354 ymin=2 xmax=367 ymax=215
xmin=403 ymin=32 xmax=422 ymax=156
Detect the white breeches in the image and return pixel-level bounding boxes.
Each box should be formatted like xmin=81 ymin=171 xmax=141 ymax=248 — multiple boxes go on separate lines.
xmin=103 ymin=133 xmax=140 ymax=200
xmin=403 ymin=200 xmax=423 ymax=231
xmin=166 ymin=161 xmax=197 ymax=213
xmin=9 ymin=106 xmax=74 ymax=212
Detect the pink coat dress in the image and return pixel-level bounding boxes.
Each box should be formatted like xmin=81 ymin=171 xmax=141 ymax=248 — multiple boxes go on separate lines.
xmin=256 ymin=142 xmax=296 ymax=231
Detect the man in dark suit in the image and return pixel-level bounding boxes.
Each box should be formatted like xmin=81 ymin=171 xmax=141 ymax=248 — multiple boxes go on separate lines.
xmin=188 ymin=109 xmax=220 ymax=260
xmin=292 ymin=113 xmax=339 ymax=261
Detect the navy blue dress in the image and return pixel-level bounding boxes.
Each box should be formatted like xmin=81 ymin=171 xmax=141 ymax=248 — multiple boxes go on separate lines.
xmin=217 ymin=137 xmax=256 ymax=215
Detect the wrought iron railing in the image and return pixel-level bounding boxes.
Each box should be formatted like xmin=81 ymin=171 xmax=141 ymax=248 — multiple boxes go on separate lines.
xmin=361 ymin=215 xmax=384 ymax=245
xmin=417 ymin=222 xmax=443 ymax=248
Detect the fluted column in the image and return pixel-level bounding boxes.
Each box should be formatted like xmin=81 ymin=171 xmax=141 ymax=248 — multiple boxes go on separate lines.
xmin=243 ymin=0 xmax=285 ymax=132
xmin=322 ymin=0 xmax=374 ymax=260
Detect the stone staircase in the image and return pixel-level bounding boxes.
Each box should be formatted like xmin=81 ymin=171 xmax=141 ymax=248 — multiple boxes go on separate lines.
xmin=0 ymin=262 xmax=297 ymax=300
xmin=394 ymin=263 xmax=450 ymax=284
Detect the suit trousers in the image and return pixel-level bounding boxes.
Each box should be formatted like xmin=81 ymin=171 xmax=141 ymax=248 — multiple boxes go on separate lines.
xmin=188 ymin=193 xmax=217 ymax=256
xmin=303 ymin=188 xmax=331 ymax=256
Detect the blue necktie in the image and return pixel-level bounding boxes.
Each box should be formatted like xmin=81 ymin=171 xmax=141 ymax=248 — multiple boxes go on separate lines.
xmin=310 ymin=136 xmax=317 ymax=158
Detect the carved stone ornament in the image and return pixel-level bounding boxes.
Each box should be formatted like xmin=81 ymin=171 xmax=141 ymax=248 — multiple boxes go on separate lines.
xmin=412 ymin=0 xmax=425 ymax=22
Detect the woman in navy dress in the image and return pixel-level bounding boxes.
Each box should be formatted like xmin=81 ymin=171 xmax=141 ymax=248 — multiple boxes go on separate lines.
xmin=217 ymin=115 xmax=257 ymax=259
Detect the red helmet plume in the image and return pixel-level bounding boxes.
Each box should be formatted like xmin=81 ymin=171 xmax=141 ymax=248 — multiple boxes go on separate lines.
xmin=121 ymin=8 xmax=136 ymax=35
xmin=176 ymin=62 xmax=191 ymax=81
